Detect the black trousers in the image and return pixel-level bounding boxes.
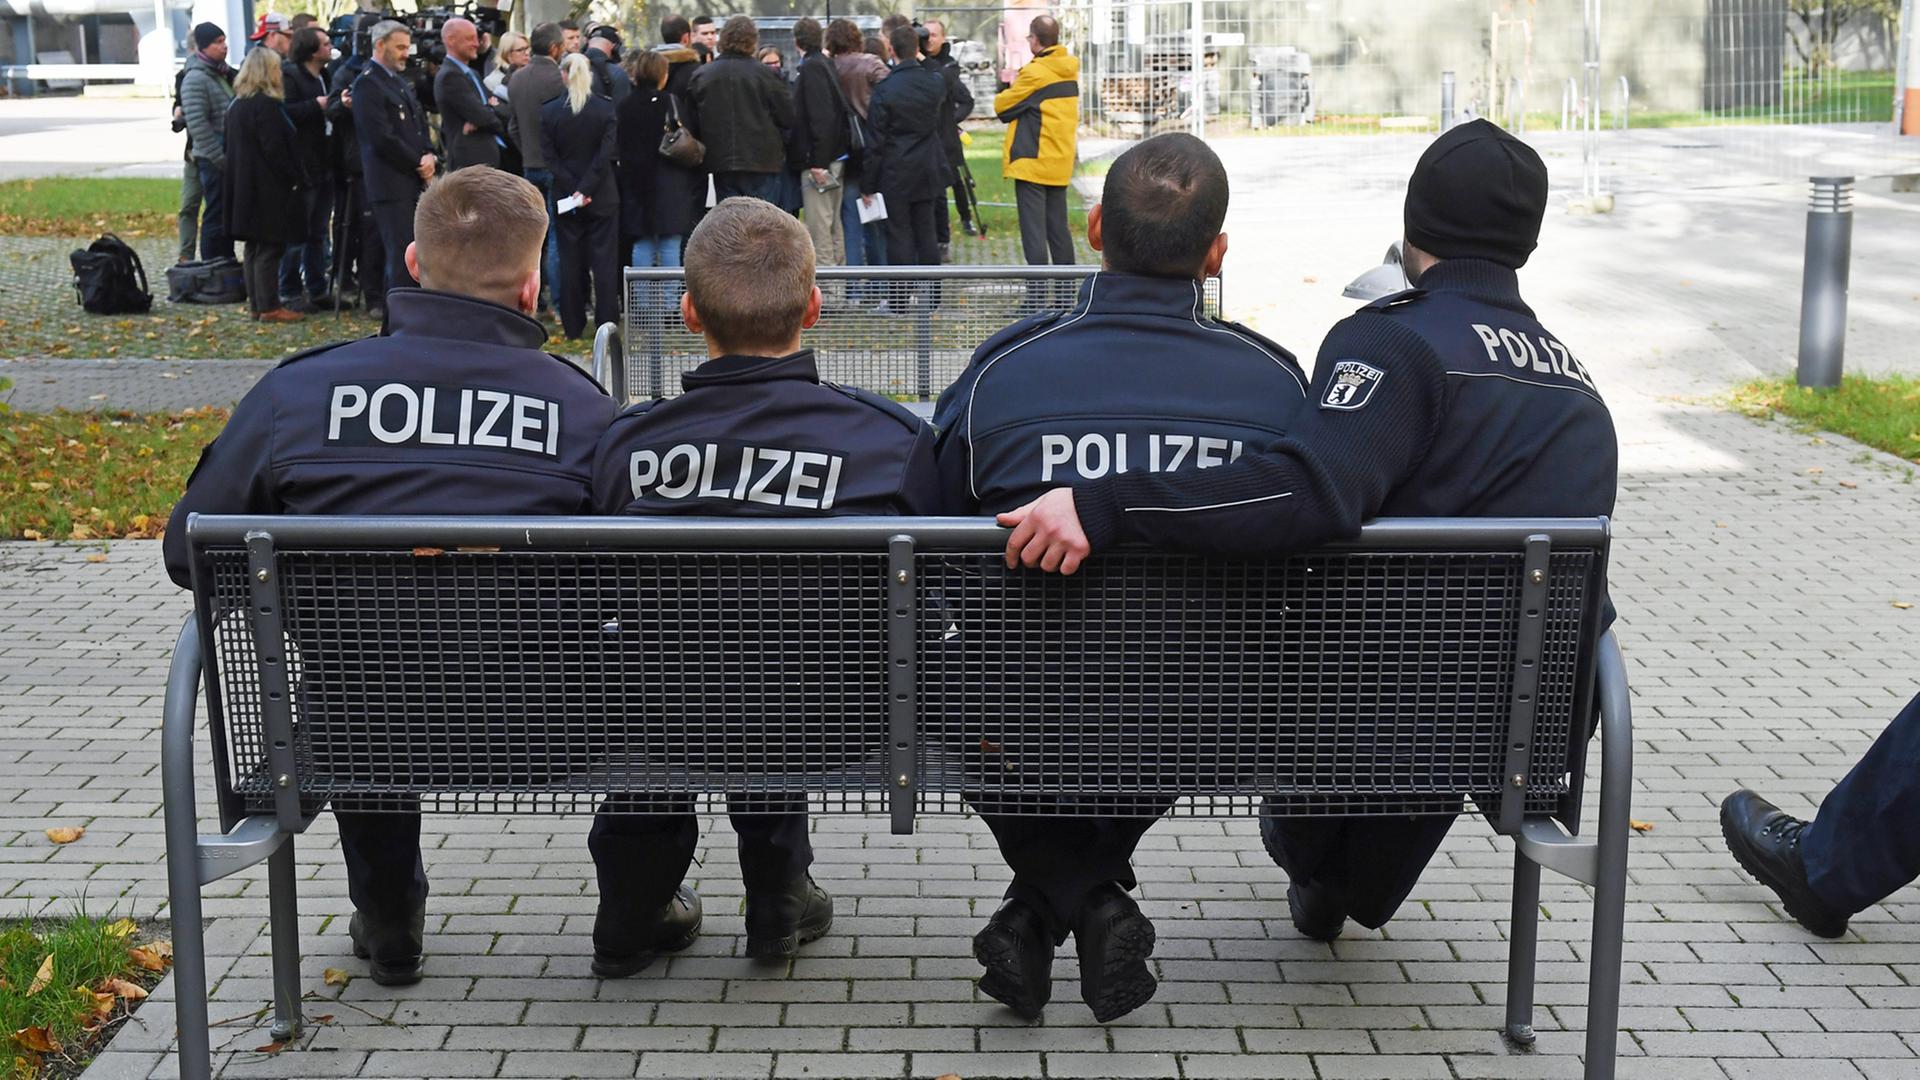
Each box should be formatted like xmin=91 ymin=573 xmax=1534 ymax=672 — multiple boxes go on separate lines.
xmin=884 ymin=192 xmax=941 ymax=308
xmin=242 ymin=240 xmax=287 ymax=315
xmin=1259 ymin=810 xmax=1457 ymax=930
xmin=555 ymin=206 xmax=621 ymax=340
xmin=1802 ymin=689 xmax=1920 ymax=914
xmin=1014 ymin=179 xmax=1073 ymax=266
xmin=979 ymin=798 xmax=1174 ymax=945
xmin=588 ymin=794 xmax=813 ymax=915
xmin=336 ymin=808 xmax=429 ymax=921
xmin=369 ymin=196 xmax=416 ymax=304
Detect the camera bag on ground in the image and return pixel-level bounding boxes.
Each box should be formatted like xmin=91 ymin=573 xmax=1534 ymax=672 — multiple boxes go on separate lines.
xmin=69 ymin=233 xmax=154 ymax=315
xmin=167 ymin=256 xmax=247 ymax=305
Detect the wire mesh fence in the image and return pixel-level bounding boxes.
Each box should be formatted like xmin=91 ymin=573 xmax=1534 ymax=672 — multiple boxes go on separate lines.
xmin=190 ymin=518 xmax=1607 ymax=822
xmin=620 ymin=266 xmax=1224 ymax=404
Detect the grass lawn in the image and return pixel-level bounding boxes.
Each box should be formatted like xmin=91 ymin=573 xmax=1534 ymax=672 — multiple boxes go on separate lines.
xmin=0 ymin=406 xmax=228 ymax=541
xmin=1731 ymin=375 xmax=1920 ymax=466
xmin=0 ymin=178 xmax=178 ymax=239
xmin=0 ymin=910 xmax=170 ymax=1079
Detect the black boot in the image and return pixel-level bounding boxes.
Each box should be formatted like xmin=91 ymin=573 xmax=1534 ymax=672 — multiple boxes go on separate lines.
xmin=349 ymin=904 xmax=425 ymax=987
xmin=972 ymin=897 xmax=1053 ymax=1020
xmin=1721 ymin=789 xmax=1851 ymax=939
xmin=592 ymin=884 xmax=703 ymax=977
xmin=1074 ymin=883 xmax=1156 ymax=1022
xmin=744 ymin=874 xmax=833 ymax=959
xmin=1287 ymin=879 xmax=1346 ymax=942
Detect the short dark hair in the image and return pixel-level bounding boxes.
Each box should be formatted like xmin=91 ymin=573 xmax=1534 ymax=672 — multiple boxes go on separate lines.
xmin=717 ymin=15 xmax=756 ymax=56
xmin=558 ymin=19 xmax=579 ymax=31
xmin=530 ymin=21 xmax=562 ymax=57
xmin=888 ymin=25 xmax=918 ymax=63
xmin=863 ymin=34 xmax=886 ymax=59
xmin=290 ymin=25 xmax=328 ymax=65
xmin=793 ymin=17 xmax=822 ymax=53
xmin=691 ymin=15 xmax=714 ymax=28
xmin=825 ymin=18 xmax=861 ymax=55
xmin=1100 ymin=133 xmax=1230 ymax=277
xmin=288 ymin=12 xmax=316 ymax=29
xmin=881 ymin=14 xmax=909 ymax=32
xmin=629 ymin=47 xmax=667 ymax=87
xmin=660 ymin=13 xmax=689 ymax=43
xmin=1030 ymin=15 xmax=1060 ymax=47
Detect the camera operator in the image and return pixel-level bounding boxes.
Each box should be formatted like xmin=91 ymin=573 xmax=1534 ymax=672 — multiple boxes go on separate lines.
xmin=278 ymin=25 xmax=336 ymax=310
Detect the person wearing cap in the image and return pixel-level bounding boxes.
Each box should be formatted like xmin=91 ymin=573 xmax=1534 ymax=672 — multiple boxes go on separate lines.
xmin=1722 ymin=689 xmax=1920 ymax=940
xmin=585 ymin=25 xmax=632 ymax=104
xmin=992 ymin=118 xmax=1619 ymax=940
xmin=179 ymin=22 xmax=237 ymax=262
xmin=250 ymin=12 xmax=293 ymax=56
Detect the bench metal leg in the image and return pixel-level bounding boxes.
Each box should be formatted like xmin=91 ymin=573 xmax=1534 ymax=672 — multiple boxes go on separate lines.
xmin=1504 ymin=852 xmax=1542 ymax=1046
xmin=267 ymin=837 xmax=304 ymax=1041
xmin=162 ymin=616 xmax=217 ymax=1080
xmin=1583 ymin=631 xmax=1633 ymax=1080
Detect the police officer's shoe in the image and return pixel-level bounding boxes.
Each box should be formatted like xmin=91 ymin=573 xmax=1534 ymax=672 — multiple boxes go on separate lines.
xmin=1287 ymin=880 xmax=1346 ymax=942
xmin=971 ymin=897 xmax=1052 ymax=1020
xmin=1074 ymin=883 xmax=1156 ymax=1023
xmin=591 ymin=884 xmax=703 ymax=978
xmin=743 ymin=874 xmax=833 ymax=959
xmin=1720 ymin=789 xmax=1851 ymax=939
xmin=348 ymin=905 xmax=426 ymax=987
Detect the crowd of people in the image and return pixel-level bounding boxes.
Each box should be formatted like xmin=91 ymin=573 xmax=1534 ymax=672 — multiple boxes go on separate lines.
xmin=169 ymin=8 xmax=1074 ymax=335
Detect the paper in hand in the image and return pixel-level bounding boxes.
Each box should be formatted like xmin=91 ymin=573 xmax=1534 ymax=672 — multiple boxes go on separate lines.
xmin=858 ymin=193 xmax=888 ymax=224
xmin=556 ymin=194 xmax=584 ymax=215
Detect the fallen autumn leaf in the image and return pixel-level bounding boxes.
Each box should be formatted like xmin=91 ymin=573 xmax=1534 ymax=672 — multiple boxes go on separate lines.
xmin=1629 ymin=819 xmax=1655 ymax=833
xmin=101 ymin=976 xmax=148 ymax=1001
xmin=322 ymin=968 xmax=351 ymax=988
xmin=44 ymin=826 xmax=84 ymax=844
xmin=11 ymin=1026 xmax=59 ymax=1053
xmin=27 ymin=955 xmax=52 ymax=995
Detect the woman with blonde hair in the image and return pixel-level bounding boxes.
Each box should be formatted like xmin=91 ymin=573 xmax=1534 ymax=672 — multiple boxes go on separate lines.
xmin=538 ymin=52 xmax=621 ymax=339
xmin=488 ymin=30 xmax=529 ymax=99
xmin=223 ymin=45 xmax=309 ymax=322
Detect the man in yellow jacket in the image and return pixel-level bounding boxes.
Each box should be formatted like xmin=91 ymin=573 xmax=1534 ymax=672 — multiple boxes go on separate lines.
xmin=995 ymin=16 xmax=1078 ymax=275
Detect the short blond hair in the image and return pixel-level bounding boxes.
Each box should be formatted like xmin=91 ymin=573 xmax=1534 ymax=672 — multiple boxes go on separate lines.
xmin=412 ymin=168 xmax=549 ymax=307
xmin=233 ymin=46 xmax=284 ymax=99
xmin=684 ymin=197 xmax=815 ymax=354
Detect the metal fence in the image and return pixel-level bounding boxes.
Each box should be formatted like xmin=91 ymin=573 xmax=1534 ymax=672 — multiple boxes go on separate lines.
xmin=618 ymin=266 xmax=1224 ymax=404
xmin=163 ymin=513 xmax=1633 ymax=1080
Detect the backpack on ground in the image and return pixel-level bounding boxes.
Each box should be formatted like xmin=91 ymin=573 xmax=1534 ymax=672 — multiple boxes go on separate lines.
xmin=69 ymin=234 xmax=153 ymax=315
xmin=166 ymin=256 xmax=247 ymax=305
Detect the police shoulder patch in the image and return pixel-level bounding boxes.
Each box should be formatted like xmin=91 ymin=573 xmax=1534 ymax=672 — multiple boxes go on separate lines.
xmin=1320 ymin=360 xmax=1386 ymax=411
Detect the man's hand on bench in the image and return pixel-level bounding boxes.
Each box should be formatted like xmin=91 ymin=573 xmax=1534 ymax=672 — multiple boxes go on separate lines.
xmin=998 ymin=488 xmax=1090 ymax=575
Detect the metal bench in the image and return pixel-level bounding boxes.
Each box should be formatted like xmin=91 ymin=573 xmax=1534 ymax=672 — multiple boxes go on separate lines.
xmin=610 ymin=266 xmax=1225 ymax=403
xmin=163 ymin=514 xmax=1630 ymax=1080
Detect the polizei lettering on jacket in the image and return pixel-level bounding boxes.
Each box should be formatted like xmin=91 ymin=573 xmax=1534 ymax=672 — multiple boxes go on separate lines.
xmin=629 ymin=441 xmax=846 ymax=510
xmin=1469 ymin=324 xmax=1599 ymax=392
xmin=327 ymin=382 xmax=563 ymax=458
xmin=1038 ymin=432 xmax=1247 ymax=483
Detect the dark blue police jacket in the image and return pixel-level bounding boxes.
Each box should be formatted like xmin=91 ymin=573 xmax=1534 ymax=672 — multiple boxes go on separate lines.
xmin=1072 ymin=259 xmax=1619 ymax=618
xmin=163 ymin=289 xmax=615 ymax=587
xmin=592 ymin=350 xmax=943 ymax=517
xmin=352 ymin=60 xmax=433 ymax=205
xmin=931 ymin=270 xmax=1308 ymax=515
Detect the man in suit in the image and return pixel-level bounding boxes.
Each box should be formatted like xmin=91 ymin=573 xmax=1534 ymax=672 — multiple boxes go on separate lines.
xmin=353 ymin=19 xmax=436 ymax=313
xmin=434 ymin=17 xmax=506 ymax=172
xmin=511 ymin=21 xmax=568 ymax=315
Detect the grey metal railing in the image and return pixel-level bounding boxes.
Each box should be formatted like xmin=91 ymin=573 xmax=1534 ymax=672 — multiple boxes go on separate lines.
xmin=616 ymin=266 xmax=1226 ymax=404
xmin=163 ymin=514 xmax=1628 ymax=1080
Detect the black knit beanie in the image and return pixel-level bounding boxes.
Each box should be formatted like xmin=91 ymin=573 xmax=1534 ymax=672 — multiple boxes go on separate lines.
xmin=192 ymin=22 xmax=225 ymax=51
xmin=1403 ymin=119 xmax=1550 ymax=269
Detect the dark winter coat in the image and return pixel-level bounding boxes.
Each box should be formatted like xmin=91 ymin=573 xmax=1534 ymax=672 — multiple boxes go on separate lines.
xmin=684 ymin=53 xmax=793 ymax=174
xmin=222 ymin=93 xmax=308 ymax=244
xmin=539 ymin=93 xmax=619 ymax=206
xmin=616 ymin=85 xmax=701 ymax=240
xmin=281 ymin=60 xmax=331 ymax=181
xmin=791 ymin=48 xmax=849 ymax=170
xmin=866 ymin=58 xmax=950 ymax=201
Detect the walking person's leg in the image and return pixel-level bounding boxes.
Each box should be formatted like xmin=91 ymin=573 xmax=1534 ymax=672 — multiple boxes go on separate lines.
xmin=589 ymin=212 xmax=623 ymax=333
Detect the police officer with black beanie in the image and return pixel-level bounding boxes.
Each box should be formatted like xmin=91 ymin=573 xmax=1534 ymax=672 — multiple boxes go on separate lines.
xmin=992 ymin=118 xmax=1619 ymax=940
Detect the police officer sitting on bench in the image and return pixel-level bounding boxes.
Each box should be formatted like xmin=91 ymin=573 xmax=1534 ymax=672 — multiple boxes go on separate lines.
xmin=163 ymin=167 xmax=616 ymax=986
xmin=994 ymin=119 xmax=1619 ymax=942
xmin=588 ymin=196 xmax=943 ymax=969
xmin=932 ymin=133 xmax=1308 ymax=1022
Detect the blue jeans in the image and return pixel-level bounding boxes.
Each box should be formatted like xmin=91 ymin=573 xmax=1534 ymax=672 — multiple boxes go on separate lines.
xmin=279 ymin=179 xmax=333 ymax=302
xmin=713 ymin=171 xmax=779 ymax=205
xmin=524 ymin=167 xmax=561 ymax=310
xmin=630 ymin=234 xmax=682 ymax=269
xmin=195 ymin=157 xmax=234 ymax=261
xmin=840 ymin=172 xmax=867 ymax=266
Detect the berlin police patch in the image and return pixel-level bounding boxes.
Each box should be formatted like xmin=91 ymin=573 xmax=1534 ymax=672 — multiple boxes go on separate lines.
xmin=1321 ymin=360 xmax=1385 ymax=411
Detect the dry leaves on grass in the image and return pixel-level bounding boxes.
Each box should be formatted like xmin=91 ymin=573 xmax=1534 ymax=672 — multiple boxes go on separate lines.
xmin=26 ymin=956 xmax=52 ymax=996
xmin=43 ymin=827 xmax=84 ymax=845
xmin=10 ymin=1026 xmax=59 ymax=1054
xmin=79 ymin=988 xmax=115 ymax=1025
xmin=99 ymin=977 xmax=147 ymax=1001
xmin=125 ymin=942 xmax=172 ymax=972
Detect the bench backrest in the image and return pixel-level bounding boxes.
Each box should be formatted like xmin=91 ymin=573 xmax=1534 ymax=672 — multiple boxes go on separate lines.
xmin=185 ymin=516 xmax=1609 ymax=837
xmin=618 ymin=267 xmax=1226 ymax=404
